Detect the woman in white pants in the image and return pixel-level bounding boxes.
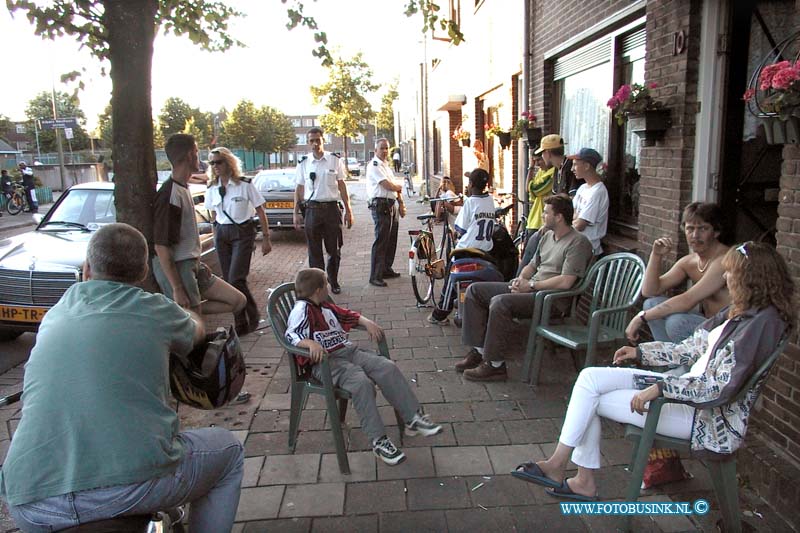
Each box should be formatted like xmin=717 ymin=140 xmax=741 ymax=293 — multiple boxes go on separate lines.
xmin=513 ymin=242 xmax=795 ymax=501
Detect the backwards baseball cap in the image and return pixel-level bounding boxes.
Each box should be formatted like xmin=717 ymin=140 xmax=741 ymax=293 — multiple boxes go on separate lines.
xmin=534 ymin=134 xmax=566 ymax=155
xmin=567 ymin=148 xmax=603 ymax=168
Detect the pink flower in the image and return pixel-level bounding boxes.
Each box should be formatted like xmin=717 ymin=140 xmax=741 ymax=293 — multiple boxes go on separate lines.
xmin=771 ymin=65 xmax=800 ymax=90
xmin=607 ymin=96 xmax=619 ymax=108
xmin=759 ymin=61 xmax=792 ymax=90
xmin=742 ymin=88 xmax=756 ymax=102
xmin=648 ymin=82 xmax=658 ymax=89
xmin=615 ymin=84 xmax=632 ymax=102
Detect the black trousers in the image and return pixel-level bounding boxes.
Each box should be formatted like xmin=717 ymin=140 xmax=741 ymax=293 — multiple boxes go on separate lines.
xmin=369 ymin=200 xmax=399 ymax=281
xmin=22 ymin=179 xmax=38 ymax=212
xmin=215 ymin=221 xmax=259 ymax=330
xmin=304 ymin=202 xmax=343 ymax=285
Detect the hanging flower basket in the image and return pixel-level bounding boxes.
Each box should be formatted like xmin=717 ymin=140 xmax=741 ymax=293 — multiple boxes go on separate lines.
xmin=497 ymin=131 xmax=512 ymax=149
xmin=627 ymin=109 xmax=672 ymax=147
xmin=525 ymin=127 xmax=543 ymax=146
xmin=743 ymin=29 xmax=800 ymax=145
xmin=459 ymin=136 xmax=471 ymax=148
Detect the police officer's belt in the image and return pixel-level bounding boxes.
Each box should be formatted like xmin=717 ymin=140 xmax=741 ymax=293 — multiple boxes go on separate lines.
xmin=306 ymin=200 xmax=339 ymax=208
xmin=368 ymin=197 xmax=395 ymax=208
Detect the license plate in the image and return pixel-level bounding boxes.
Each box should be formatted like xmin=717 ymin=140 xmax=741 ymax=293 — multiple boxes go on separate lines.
xmin=0 ymin=305 xmax=49 ymax=323
xmin=459 ymin=292 xmax=466 ymax=303
xmin=266 ymin=201 xmax=294 ymax=209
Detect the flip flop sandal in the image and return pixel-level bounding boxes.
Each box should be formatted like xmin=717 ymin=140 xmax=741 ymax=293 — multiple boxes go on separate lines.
xmin=511 ymin=462 xmax=562 ymax=489
xmin=546 ymin=479 xmax=598 ymax=502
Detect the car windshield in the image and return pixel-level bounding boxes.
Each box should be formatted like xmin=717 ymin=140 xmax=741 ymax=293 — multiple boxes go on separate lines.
xmin=41 ymin=189 xmax=116 ymax=230
xmin=255 ymin=172 xmax=295 ymax=192
xmin=347 ymin=158 xmax=358 ymax=165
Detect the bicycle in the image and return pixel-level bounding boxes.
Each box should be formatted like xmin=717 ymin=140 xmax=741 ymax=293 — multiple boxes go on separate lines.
xmin=4 ymin=182 xmax=30 ymax=215
xmin=402 ymin=163 xmax=416 ymax=197
xmin=408 ymin=196 xmax=459 ymax=306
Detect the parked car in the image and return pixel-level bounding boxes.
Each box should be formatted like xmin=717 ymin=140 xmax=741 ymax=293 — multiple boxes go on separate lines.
xmin=252 ymin=168 xmax=300 ymax=230
xmin=0 ymin=181 xmax=219 ymax=341
xmin=346 ymin=157 xmax=362 ymax=176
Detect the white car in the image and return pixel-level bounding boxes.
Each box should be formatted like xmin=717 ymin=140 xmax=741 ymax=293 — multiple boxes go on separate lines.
xmin=0 ymin=181 xmax=219 ymax=341
xmin=346 ymin=157 xmax=362 ymax=176
xmin=251 ymin=168 xmax=300 ymax=230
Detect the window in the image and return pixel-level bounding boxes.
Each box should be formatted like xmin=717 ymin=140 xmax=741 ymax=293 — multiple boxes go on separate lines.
xmin=324 ymin=134 xmax=333 ymax=144
xmin=552 ymin=23 xmax=645 ymax=228
xmin=352 ymin=134 xmax=365 ymax=144
xmin=291 ymin=118 xmax=301 ymax=127
xmin=303 ymin=118 xmax=314 ymax=127
xmin=296 ymin=133 xmax=307 ymax=145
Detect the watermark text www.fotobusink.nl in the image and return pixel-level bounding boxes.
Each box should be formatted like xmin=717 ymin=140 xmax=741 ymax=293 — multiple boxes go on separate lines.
xmin=560 ymin=499 xmax=710 ymax=516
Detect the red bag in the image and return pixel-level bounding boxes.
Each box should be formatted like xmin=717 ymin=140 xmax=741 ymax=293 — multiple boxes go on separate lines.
xmin=642 ymin=448 xmax=690 ymax=489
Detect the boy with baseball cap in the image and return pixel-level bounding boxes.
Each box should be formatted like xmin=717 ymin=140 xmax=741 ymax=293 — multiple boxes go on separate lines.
xmin=568 ymin=148 xmax=609 ymax=256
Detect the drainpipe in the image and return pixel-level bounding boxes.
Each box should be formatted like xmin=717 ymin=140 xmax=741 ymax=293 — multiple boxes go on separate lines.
xmin=521 ymin=0 xmax=532 ymax=211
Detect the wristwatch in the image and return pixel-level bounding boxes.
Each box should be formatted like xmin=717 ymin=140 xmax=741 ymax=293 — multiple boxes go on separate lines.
xmin=637 ymin=310 xmax=648 ymax=323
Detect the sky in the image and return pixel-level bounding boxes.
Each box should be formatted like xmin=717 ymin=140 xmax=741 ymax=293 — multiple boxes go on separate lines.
xmin=1 ymin=1 xmax=422 ymax=131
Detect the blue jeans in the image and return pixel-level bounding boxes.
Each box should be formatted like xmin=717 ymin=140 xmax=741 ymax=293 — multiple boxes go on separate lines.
xmin=8 ymin=427 xmax=244 ymax=533
xmin=643 ymin=296 xmax=705 ymax=343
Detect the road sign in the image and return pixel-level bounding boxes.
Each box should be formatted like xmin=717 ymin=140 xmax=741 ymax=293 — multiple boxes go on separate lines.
xmin=40 ymin=118 xmax=78 ymax=130
xmin=64 ymin=128 xmax=74 ymax=140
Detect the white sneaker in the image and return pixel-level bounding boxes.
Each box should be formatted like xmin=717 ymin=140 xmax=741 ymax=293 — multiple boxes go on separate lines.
xmin=373 ymin=435 xmax=406 ymax=465
xmin=405 ymin=412 xmax=443 ymax=437
xmin=426 ymin=313 xmax=449 ymax=326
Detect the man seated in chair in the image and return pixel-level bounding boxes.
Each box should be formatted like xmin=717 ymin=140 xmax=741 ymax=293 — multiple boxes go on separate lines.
xmin=625 ymin=202 xmax=730 ymax=344
xmin=456 ymin=194 xmax=593 ymax=381
xmin=285 ymin=268 xmax=442 ymax=466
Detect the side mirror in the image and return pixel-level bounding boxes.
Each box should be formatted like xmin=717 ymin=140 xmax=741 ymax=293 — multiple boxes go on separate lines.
xmin=32 ymin=213 xmax=44 ymax=224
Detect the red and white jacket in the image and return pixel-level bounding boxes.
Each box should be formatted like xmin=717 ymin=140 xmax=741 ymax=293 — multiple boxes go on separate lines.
xmin=285 ymin=300 xmax=361 ymax=365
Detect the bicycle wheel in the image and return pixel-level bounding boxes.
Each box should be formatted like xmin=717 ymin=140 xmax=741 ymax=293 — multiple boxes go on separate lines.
xmin=404 ymin=176 xmax=414 ymax=197
xmin=6 ymin=193 xmax=23 ymax=215
xmin=410 ymin=236 xmax=435 ymax=305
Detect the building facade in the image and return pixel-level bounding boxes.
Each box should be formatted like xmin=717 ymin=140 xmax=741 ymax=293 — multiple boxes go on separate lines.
xmin=399 ymin=0 xmax=800 ymax=524
xmin=285 ymin=115 xmax=378 ymax=167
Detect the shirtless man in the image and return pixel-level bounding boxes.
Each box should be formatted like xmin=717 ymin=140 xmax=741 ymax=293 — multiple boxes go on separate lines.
xmin=625 ymin=202 xmax=729 ymax=343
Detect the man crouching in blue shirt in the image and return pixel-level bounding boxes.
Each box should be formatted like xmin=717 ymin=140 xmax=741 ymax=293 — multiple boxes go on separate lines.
xmin=1 ymin=223 xmax=244 ymax=533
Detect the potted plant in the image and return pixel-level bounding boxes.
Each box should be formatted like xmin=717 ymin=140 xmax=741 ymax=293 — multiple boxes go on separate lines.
xmin=511 ymin=110 xmax=541 ymax=146
xmin=607 ymin=82 xmax=670 ymax=146
xmin=452 ymin=125 xmax=471 ymax=147
xmin=485 ymin=124 xmax=512 ymax=149
xmin=743 ymin=44 xmax=800 ymax=145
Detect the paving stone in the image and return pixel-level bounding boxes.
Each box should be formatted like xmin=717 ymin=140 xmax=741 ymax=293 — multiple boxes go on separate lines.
xmin=243 ymin=456 xmax=264 ymax=488
xmin=433 ymin=446 xmax=493 ymax=476
xmin=244 ymin=432 xmax=290 ymax=457
xmin=395 ymin=358 xmax=437 ymax=373
xmin=415 ymin=370 xmax=464 ymax=386
xmin=441 ymin=383 xmax=491 ymax=402
xmin=377 ymin=446 xmax=435 ymax=480
xmin=517 ymin=398 xmax=568 ymax=418
xmin=378 ymin=510 xmax=447 ymax=533
xmin=486 ymin=443 xmax=545 ymax=474
xmin=391 ymin=336 xmax=431 ymax=349
xmin=235 ymin=486 xmax=284 ymax=521
xmin=311 ymin=514 xmax=378 ymax=533
xmin=241 ymin=518 xmax=311 ymax=533
xmin=318 ymin=451 xmax=377 ymax=483
xmin=464 ymin=474 xmax=540 ymax=507
xmin=638 ymin=495 xmax=697 ymax=532
xmin=486 ymin=380 xmax=538 ymax=400
xmin=512 ymin=503 xmax=588 ymax=532
xmin=471 ymin=400 xmax=526 ymax=421
xmin=259 ymin=453 xmax=321 ymax=485
xmin=413 ymin=346 xmax=457 ymax=358
xmin=503 ymin=418 xmax=560 ymax=444
xmin=294 ymin=430 xmax=345 ymax=455
xmin=445 ymin=506 xmax=517 ymax=532
xmin=279 ymin=483 xmax=345 ymax=518
xmin=421 ymin=401 xmax=474 ymax=422
xmin=452 ymin=420 xmax=510 ymax=446
xmin=345 ymin=480 xmax=407 ymax=514
xmin=599 ymin=437 xmax=634 ymax=466
xmin=406 ymin=477 xmax=471 ymax=510
xmin=412 ymin=385 xmax=445 ymax=403
xmin=260 ymin=393 xmax=292 ymax=410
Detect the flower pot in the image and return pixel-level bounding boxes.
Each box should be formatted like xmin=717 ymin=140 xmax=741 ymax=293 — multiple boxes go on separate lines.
xmin=760 ymin=111 xmax=800 ymax=145
xmin=459 ymin=137 xmax=471 ymax=148
xmin=525 ymin=127 xmax=543 ymax=147
xmin=627 ymin=109 xmax=671 ymax=147
xmin=496 ymin=132 xmax=512 ymax=149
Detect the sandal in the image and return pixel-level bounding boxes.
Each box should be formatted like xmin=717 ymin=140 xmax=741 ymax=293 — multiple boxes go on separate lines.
xmin=546 ymin=478 xmax=598 ymax=502
xmin=511 ymin=462 xmax=562 ymax=489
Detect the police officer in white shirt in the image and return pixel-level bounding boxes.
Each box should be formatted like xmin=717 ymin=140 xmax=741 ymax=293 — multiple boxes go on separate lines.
xmin=293 ymin=127 xmax=354 ymax=294
xmin=367 ymin=138 xmax=406 ymax=287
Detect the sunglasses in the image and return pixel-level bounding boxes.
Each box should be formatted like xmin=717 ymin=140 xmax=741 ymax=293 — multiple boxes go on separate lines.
xmin=208 ymin=160 xmax=225 ymax=166
xmin=736 ymin=243 xmax=749 ymax=258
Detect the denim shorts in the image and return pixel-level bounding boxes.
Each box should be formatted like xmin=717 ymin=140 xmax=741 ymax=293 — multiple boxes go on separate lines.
xmin=152 ymin=258 xmax=217 ymax=308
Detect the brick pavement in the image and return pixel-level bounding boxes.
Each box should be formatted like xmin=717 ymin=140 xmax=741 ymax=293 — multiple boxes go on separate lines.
xmin=0 ymin=176 xmax=785 ymax=532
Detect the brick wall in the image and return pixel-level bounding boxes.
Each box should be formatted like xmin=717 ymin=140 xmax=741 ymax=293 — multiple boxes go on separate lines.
xmin=448 ymin=110 xmax=464 ymax=191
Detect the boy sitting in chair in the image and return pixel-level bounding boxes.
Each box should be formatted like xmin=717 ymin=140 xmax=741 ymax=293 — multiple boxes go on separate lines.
xmin=285 ymin=268 xmax=442 ymax=465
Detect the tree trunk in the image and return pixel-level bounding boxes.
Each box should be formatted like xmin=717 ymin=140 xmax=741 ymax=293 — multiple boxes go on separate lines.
xmin=343 ymin=136 xmax=349 ymax=171
xmin=105 ymin=0 xmax=158 ymax=244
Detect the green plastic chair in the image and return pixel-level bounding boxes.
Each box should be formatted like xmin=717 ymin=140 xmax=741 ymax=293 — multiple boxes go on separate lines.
xmin=621 ymin=335 xmax=789 ymax=533
xmin=523 ymin=252 xmax=646 ymax=385
xmin=266 ymin=282 xmax=404 ymax=474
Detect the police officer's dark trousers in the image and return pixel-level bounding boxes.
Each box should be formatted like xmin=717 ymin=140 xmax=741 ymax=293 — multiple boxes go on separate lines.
xmin=369 ymin=198 xmax=399 ymax=281
xmin=304 ymin=201 xmax=342 ymax=285
xmin=215 ymin=221 xmax=259 ymax=332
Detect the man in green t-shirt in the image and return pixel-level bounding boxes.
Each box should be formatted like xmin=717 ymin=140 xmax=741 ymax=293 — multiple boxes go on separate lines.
xmin=1 ymin=223 xmax=244 ymax=533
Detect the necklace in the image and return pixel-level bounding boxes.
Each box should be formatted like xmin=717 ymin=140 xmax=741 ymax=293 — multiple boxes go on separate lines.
xmin=697 ymin=254 xmax=710 ymax=273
